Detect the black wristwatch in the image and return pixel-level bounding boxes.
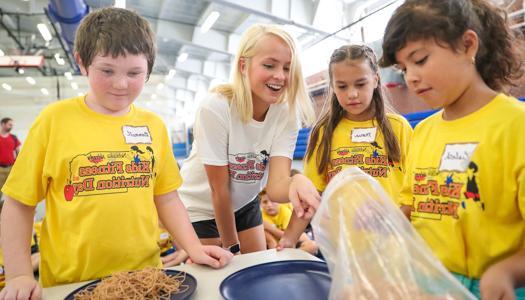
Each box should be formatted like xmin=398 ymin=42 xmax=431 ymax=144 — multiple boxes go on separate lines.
xmin=225 ymin=243 xmax=241 ymax=254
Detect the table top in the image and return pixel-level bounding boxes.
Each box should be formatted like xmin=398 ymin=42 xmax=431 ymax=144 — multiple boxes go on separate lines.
xmin=43 ymin=248 xmax=320 ymax=300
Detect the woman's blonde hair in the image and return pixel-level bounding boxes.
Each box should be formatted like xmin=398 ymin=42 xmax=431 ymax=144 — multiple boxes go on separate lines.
xmin=212 ymin=23 xmax=315 ymax=125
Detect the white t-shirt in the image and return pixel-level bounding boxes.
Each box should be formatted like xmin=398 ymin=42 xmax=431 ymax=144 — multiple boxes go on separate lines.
xmin=179 ymin=93 xmax=299 ymax=222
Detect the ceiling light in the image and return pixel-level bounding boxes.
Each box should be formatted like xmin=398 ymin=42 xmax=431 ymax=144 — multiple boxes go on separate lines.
xmin=41 ymin=88 xmax=49 ymax=95
xmin=71 ymin=82 xmax=79 ymax=90
xmin=156 ymin=83 xmax=164 ymax=91
xmin=166 ymin=69 xmax=176 ymax=80
xmin=151 ymin=94 xmax=157 ymax=100
xmin=55 ymin=53 xmax=65 ymax=65
xmin=64 ymin=72 xmax=73 ymax=80
xmin=0 ymin=49 xmax=4 ymax=56
xmin=37 ymin=23 xmax=53 ymax=41
xmin=177 ymin=53 xmax=188 ymax=62
xmin=26 ymin=76 xmax=36 ymax=85
xmin=200 ymin=11 xmax=220 ymax=33
xmin=114 ymin=0 xmax=126 ymax=8
xmin=2 ymin=83 xmax=12 ymax=91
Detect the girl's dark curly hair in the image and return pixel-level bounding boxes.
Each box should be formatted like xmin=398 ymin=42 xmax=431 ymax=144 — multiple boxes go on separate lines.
xmin=380 ymin=0 xmax=524 ymax=91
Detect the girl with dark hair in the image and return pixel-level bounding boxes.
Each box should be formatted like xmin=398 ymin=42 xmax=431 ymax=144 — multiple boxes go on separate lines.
xmin=273 ymin=45 xmax=413 ymax=251
xmin=304 ymin=45 xmax=412 ymax=200
xmin=381 ymin=0 xmax=525 ymax=298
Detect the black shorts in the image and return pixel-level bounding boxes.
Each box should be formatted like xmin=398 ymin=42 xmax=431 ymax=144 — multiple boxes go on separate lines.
xmin=192 ymin=196 xmax=263 ymax=239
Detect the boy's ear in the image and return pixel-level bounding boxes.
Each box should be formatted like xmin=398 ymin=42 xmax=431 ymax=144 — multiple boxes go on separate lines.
xmin=74 ymin=52 xmax=88 ymax=76
xmin=462 ymin=29 xmax=479 ymax=59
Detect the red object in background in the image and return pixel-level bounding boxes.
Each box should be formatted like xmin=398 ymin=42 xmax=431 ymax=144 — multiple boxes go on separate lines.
xmin=64 ymin=185 xmax=74 ymax=201
xmin=385 ymin=82 xmax=402 ymax=88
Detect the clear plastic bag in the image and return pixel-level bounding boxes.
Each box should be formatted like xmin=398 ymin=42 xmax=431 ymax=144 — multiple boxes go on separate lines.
xmin=311 ymin=167 xmax=476 ymax=300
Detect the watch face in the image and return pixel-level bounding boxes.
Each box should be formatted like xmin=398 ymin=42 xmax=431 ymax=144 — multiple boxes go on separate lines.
xmin=229 ymin=243 xmax=240 ymax=254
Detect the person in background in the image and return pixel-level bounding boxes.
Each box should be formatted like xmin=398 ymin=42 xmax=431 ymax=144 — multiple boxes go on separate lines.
xmin=158 ymin=221 xmax=188 ymax=267
xmin=259 ymin=188 xmax=318 ymax=255
xmin=178 ymin=23 xmax=319 ymax=256
xmin=381 ymin=0 xmax=525 ymax=298
xmin=0 ymin=7 xmax=232 ymax=300
xmin=0 ymin=118 xmax=21 ymax=200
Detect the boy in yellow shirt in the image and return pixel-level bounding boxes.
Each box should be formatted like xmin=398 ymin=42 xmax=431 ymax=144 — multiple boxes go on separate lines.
xmin=260 ymin=189 xmax=318 ymax=255
xmin=0 ymin=7 xmax=232 ymax=299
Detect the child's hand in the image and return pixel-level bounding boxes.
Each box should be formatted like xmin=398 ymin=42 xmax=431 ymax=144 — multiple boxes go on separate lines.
xmin=161 ymin=249 xmax=189 ymax=267
xmin=289 ymin=174 xmax=320 ymax=219
xmin=0 ymin=275 xmax=41 ymax=300
xmin=276 ymin=236 xmax=297 ymax=251
xmin=480 ymin=264 xmax=516 ymax=300
xmin=187 ymin=245 xmax=233 ymax=269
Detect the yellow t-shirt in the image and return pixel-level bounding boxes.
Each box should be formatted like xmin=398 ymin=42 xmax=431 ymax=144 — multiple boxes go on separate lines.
xmin=158 ymin=228 xmax=174 ymax=254
xmin=1 ymin=96 xmax=182 ymax=287
xmin=262 ymin=204 xmax=293 ymax=230
xmin=305 ymin=113 xmax=412 ymax=203
xmin=399 ymin=94 xmax=525 ymax=278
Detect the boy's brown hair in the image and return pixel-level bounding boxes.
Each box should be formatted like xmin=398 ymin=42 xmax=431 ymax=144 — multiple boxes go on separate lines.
xmin=259 ymin=188 xmax=267 ymax=197
xmin=74 ymin=7 xmax=156 ymax=77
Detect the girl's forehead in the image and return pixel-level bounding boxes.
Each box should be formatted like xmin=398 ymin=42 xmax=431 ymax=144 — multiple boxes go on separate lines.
xmin=395 ymin=39 xmax=432 ymax=63
xmin=253 ymin=35 xmax=292 ymax=60
xmin=333 ymin=59 xmax=371 ymax=71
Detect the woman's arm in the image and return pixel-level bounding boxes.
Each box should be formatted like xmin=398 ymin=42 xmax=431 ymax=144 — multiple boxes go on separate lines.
xmin=203 ymin=164 xmax=239 ymax=248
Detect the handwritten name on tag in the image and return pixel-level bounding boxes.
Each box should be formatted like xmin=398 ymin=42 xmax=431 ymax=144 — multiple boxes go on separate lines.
xmin=439 ymin=143 xmax=478 ymax=172
xmin=122 ymin=126 xmax=152 ymax=144
xmin=351 ymin=127 xmax=377 ymax=143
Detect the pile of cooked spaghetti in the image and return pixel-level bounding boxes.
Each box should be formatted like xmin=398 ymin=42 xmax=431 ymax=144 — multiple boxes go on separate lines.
xmin=74 ymin=267 xmax=188 ymax=300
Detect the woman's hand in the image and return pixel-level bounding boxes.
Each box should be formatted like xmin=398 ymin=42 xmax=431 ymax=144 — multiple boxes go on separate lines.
xmin=288 ymin=174 xmax=320 ymax=219
xmin=187 ymin=245 xmax=233 ymax=269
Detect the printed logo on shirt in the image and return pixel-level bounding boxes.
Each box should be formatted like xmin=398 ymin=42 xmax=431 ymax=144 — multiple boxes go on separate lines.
xmin=439 ymin=143 xmax=478 ymax=172
xmin=351 ymin=127 xmax=377 ymax=143
xmin=63 ymin=145 xmax=156 ymax=201
xmin=327 ymin=142 xmax=397 ymax=181
xmin=122 ymin=126 xmax=152 ymax=144
xmin=228 ymin=150 xmax=269 ymax=183
xmin=409 ymin=158 xmax=484 ymax=221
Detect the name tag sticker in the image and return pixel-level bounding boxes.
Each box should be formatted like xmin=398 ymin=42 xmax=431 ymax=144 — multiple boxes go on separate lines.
xmin=439 ymin=143 xmax=478 ymax=172
xmin=122 ymin=126 xmax=152 ymax=144
xmin=351 ymin=127 xmax=377 ymax=143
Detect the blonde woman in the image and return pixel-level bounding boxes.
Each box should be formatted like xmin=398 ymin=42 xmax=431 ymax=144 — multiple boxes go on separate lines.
xmin=178 ymin=24 xmax=319 ymax=254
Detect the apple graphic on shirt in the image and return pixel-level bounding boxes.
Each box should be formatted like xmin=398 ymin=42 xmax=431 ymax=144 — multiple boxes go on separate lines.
xmin=64 ymin=184 xmax=74 ymax=201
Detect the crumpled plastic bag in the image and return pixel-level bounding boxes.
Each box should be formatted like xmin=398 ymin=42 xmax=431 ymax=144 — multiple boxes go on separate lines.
xmin=311 ymin=167 xmax=476 ymax=300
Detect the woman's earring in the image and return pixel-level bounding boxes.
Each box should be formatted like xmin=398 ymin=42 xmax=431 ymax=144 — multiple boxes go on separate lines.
xmin=471 ymin=57 xmax=476 ymax=65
